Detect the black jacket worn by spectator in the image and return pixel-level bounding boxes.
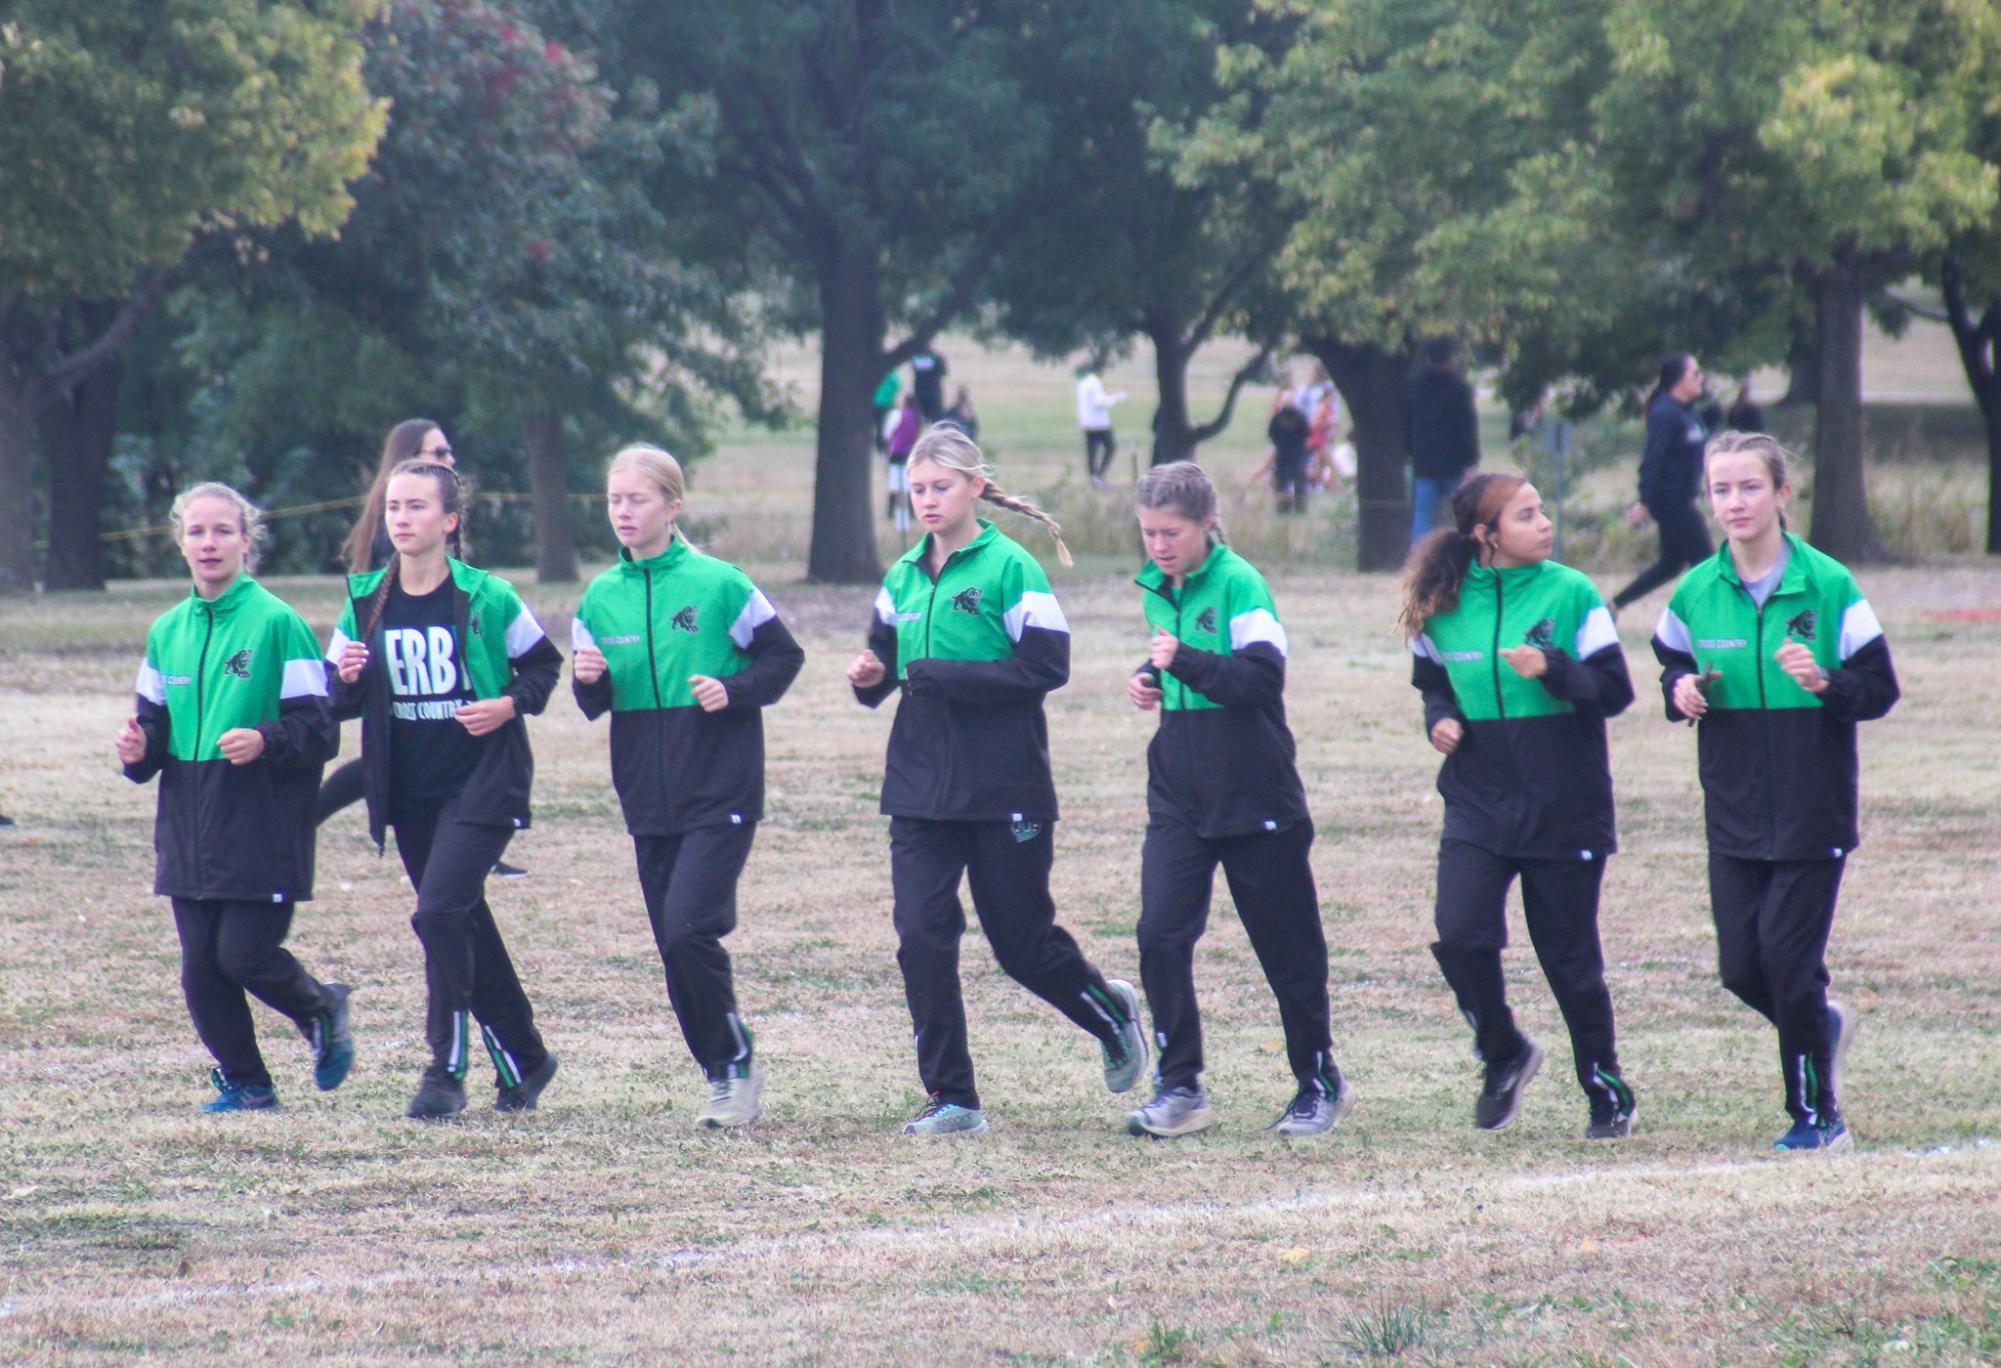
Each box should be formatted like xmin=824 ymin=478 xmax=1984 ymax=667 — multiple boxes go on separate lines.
xmin=1405 ymin=368 xmax=1481 ymax=481
xmin=1636 ymin=394 xmax=1709 ymax=510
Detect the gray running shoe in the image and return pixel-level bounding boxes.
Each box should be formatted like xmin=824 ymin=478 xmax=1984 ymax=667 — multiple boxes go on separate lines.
xmin=494 ymin=1053 xmax=558 ymax=1113
xmin=1099 ymin=979 xmax=1148 ymax=1094
xmin=903 ymin=1096 xmax=989 ymax=1135
xmin=1271 ymin=1074 xmax=1355 ymax=1137
xmin=406 ymin=1065 xmax=466 ymax=1121
xmin=1126 ymin=1086 xmax=1216 ymax=1138
xmin=695 ymin=1064 xmax=765 ymax=1129
xmin=1474 ymin=1037 xmax=1543 ymax=1131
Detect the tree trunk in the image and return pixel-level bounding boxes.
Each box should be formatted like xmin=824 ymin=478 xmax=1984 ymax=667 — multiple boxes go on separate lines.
xmin=1307 ymin=336 xmax=1411 ymax=572
xmin=1777 ymin=317 xmax=1819 ymax=408
xmin=0 ymin=374 xmax=39 ymax=596
xmin=41 ymin=356 xmax=124 ymax=591
xmin=1808 ymin=261 xmax=1881 ymax=561
xmin=808 ymin=243 xmax=886 ymax=583
xmin=1939 ymin=261 xmax=2001 ymax=555
xmin=1150 ymin=332 xmax=1197 ymax=467
xmin=522 ymin=414 xmax=579 ymax=583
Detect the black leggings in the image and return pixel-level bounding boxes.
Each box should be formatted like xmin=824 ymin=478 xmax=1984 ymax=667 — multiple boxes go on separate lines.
xmin=392 ymin=793 xmax=548 ymax=1087
xmin=1084 ymin=428 xmax=1116 ymax=479
xmin=635 ymin=823 xmax=757 ymax=1079
xmin=1710 ymin=853 xmax=1845 ymax=1123
xmin=1614 ymin=501 xmax=1712 ymax=609
xmin=172 ymin=899 xmax=334 ymax=1090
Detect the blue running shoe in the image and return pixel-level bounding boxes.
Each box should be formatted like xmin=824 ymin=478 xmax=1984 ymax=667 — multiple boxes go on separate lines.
xmin=1774 ymin=1116 xmax=1852 ymax=1152
xmin=312 ymin=982 xmax=354 ymax=1092
xmin=202 ymin=1068 xmax=278 ymax=1113
xmin=903 ymin=1096 xmax=988 ymax=1135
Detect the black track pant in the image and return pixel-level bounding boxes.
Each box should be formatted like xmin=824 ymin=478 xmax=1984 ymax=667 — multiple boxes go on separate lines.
xmin=890 ymin=816 xmax=1125 ymax=1110
xmin=1084 ymin=428 xmax=1116 ymax=479
xmin=1709 ymin=853 xmax=1845 ymax=1124
xmin=316 ymin=756 xmax=365 ymax=826
xmin=393 ymin=793 xmax=548 ymax=1087
xmin=1613 ymin=501 xmax=1713 ymax=609
xmin=172 ymin=899 xmax=335 ymax=1090
xmin=635 ymin=823 xmax=757 ymax=1079
xmin=1430 ymin=839 xmax=1625 ymax=1106
xmin=1138 ymin=815 xmax=1338 ymax=1095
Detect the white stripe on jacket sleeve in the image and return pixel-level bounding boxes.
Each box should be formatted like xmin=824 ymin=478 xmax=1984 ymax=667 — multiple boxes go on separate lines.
xmin=873 ymin=586 xmax=897 ymax=624
xmin=1574 ymin=605 xmax=1618 ymax=659
xmin=1411 ymin=634 xmax=1443 ymax=664
xmin=1003 ymin=590 xmax=1070 ymax=642
xmin=570 ymin=616 xmax=597 ymax=651
xmin=135 ymin=661 xmax=166 ymax=705
xmin=729 ymin=590 xmax=777 ymax=649
xmin=504 ymin=604 xmax=547 ymax=658
xmin=280 ymin=658 xmax=329 ymax=699
xmin=1838 ymin=598 xmax=1884 ymax=663
xmin=1228 ymin=607 xmax=1289 ymax=657
xmin=325 ymin=627 xmax=352 ymax=666
xmin=1653 ymin=606 xmax=1694 ymax=657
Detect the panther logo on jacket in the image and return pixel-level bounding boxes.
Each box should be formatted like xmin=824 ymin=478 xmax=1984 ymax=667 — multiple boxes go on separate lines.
xmin=222 ymin=648 xmax=253 ymax=680
xmin=1524 ymin=617 xmax=1555 ymax=651
xmin=1785 ymin=609 xmax=1816 ymax=643
xmin=671 ymin=605 xmax=700 ymax=633
xmin=951 ymin=587 xmax=983 ymax=614
xmin=1195 ymin=607 xmax=1217 ymax=634
xmin=468 ymin=609 xmax=482 ymax=637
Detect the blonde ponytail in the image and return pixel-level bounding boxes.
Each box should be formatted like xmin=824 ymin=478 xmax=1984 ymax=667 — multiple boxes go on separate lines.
xmin=907 ymin=423 xmax=1073 ymax=566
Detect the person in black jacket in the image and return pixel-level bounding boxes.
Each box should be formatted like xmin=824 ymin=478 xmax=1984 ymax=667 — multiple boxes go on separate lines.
xmin=1268 ymin=403 xmax=1312 ymax=515
xmin=326 ymin=461 xmax=564 ymax=1120
xmin=1406 ymin=338 xmax=1482 ymax=545
xmin=1612 ymin=354 xmax=1712 ymax=616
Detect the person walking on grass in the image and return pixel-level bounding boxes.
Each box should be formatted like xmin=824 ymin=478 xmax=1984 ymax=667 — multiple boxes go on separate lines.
xmin=1651 ymin=432 xmax=1898 ymax=1153
xmin=847 ymin=424 xmax=1148 ymax=1135
xmin=1076 ymin=360 xmax=1126 ymax=488
xmin=570 ymin=446 xmax=805 ymax=1129
xmin=117 ymin=483 xmax=354 ymax=1112
xmin=1123 ymin=463 xmax=1353 ymax=1140
xmin=1612 ymin=354 xmax=1711 ymax=619
xmin=325 ymin=460 xmax=562 ymax=1120
xmin=884 ymin=391 xmax=923 ymax=532
xmin=1402 ymin=471 xmax=1639 ymax=1139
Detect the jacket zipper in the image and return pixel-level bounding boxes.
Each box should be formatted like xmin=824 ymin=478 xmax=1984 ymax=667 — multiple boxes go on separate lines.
xmin=1753 ymin=597 xmax=1775 ymax=858
xmin=194 ymin=601 xmax=216 ymax=883
xmin=1489 ymin=575 xmax=1506 ymax=722
xmin=642 ymin=566 xmax=663 ymax=708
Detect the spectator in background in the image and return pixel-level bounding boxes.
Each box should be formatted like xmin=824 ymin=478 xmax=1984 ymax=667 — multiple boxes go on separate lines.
xmin=1077 ymin=360 xmax=1126 ymax=488
xmin=873 ymin=369 xmax=901 ymax=456
xmin=911 ymin=348 xmax=948 ymax=422
xmin=883 ymin=392 xmax=922 ymax=533
xmin=1726 ymin=380 xmax=1765 ymax=434
xmin=1611 ymin=354 xmax=1711 ymax=619
xmin=1269 ymin=401 xmax=1312 ymax=515
xmin=1406 ymin=338 xmax=1482 ymax=545
xmin=940 ymin=385 xmax=979 ymax=440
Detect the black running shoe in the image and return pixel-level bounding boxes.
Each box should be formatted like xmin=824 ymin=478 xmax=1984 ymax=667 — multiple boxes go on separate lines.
xmin=494 ymin=1053 xmax=558 ymax=1113
xmin=491 ymin=861 xmax=528 ymax=879
xmin=1475 ymin=1037 xmax=1544 ymax=1131
xmin=407 ymin=1065 xmax=467 ymax=1120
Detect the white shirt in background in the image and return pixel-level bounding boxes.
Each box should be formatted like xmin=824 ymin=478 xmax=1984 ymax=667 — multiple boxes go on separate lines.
xmin=1076 ymin=374 xmax=1125 ymax=429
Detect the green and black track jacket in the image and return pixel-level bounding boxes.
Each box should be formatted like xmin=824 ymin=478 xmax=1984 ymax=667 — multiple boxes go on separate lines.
xmin=123 ymin=574 xmax=337 ymax=902
xmin=1411 ymin=560 xmax=1633 ymax=860
xmin=325 ymin=558 xmax=562 ymax=846
xmin=852 ymin=520 xmax=1068 ymax=822
xmin=1135 ymin=544 xmax=1309 ymax=837
xmin=1651 ymin=534 xmax=1898 ymax=861
xmin=571 ymin=539 xmax=805 ymax=834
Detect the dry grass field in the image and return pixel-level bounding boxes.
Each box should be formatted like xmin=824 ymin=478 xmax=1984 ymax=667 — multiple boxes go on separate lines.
xmin=3 ymin=330 xmax=2000 ymax=1364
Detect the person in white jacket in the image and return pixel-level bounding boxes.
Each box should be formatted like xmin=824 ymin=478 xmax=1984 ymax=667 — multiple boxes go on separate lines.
xmin=1076 ymin=362 xmax=1127 ymax=488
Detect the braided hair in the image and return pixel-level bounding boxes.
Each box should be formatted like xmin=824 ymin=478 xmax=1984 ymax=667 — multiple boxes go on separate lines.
xmin=1134 ymin=460 xmax=1227 ymax=544
xmin=1397 ymin=471 xmax=1526 ymax=639
xmin=906 ymin=423 xmax=1073 ymax=566
xmin=361 ymin=459 xmax=465 ymax=640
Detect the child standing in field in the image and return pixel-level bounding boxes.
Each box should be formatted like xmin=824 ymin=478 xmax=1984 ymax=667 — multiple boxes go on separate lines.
xmin=847 ymin=424 xmax=1147 ymax=1134
xmin=117 ymin=483 xmax=354 ymax=1111
xmin=1123 ymin=463 xmax=1352 ymax=1139
xmin=1651 ymin=432 xmax=1898 ymax=1152
xmin=1402 ymin=471 xmax=1639 ymax=1138
xmin=570 ymin=446 xmax=805 ymax=1128
xmin=325 ymin=460 xmax=562 ymax=1120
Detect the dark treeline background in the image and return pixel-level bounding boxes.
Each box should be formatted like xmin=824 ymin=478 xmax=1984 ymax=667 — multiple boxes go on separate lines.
xmin=3 ymin=0 xmax=1999 ymax=594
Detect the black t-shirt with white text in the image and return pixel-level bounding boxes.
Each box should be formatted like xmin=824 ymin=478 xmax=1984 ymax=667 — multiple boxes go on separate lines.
xmin=382 ymin=578 xmax=481 ymax=815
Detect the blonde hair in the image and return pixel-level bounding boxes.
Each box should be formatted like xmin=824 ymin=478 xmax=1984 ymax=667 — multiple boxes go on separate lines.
xmin=607 ymin=443 xmax=696 ymax=550
xmin=907 ymin=424 xmax=1072 ymax=566
xmin=1704 ymin=430 xmax=1793 ymax=529
xmin=169 ymin=482 xmax=267 ymax=573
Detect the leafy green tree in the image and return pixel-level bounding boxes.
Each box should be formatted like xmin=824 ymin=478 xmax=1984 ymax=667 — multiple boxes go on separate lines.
xmin=0 ymin=0 xmax=384 ymax=594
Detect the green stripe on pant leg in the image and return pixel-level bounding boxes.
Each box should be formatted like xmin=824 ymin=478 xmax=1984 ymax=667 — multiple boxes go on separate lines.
xmin=482 ymin=1024 xmax=521 ymax=1088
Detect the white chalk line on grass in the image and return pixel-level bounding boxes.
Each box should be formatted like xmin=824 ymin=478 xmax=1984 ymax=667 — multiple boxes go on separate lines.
xmin=5 ymin=1141 xmax=1997 ymax=1322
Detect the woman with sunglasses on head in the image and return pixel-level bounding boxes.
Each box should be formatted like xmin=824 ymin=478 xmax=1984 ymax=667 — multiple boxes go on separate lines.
xmin=326 ymin=459 xmax=562 ymax=1119
xmin=1651 ymin=431 xmax=1898 ymax=1152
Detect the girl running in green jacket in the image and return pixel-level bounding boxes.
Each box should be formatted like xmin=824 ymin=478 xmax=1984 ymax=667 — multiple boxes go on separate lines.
xmin=1123 ymin=462 xmax=1352 ymax=1139
xmin=118 ymin=483 xmax=353 ymax=1111
xmin=1651 ymin=432 xmax=1898 ymax=1153
xmin=1402 ymin=471 xmax=1638 ymax=1138
xmin=572 ymin=445 xmax=805 ymax=1128
xmin=847 ymin=424 xmax=1146 ymax=1135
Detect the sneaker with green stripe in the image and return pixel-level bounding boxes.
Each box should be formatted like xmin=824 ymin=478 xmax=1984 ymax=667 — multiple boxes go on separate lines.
xmin=1097 ymin=979 xmax=1148 ymax=1095
xmin=1585 ymin=1067 xmax=1636 ymax=1140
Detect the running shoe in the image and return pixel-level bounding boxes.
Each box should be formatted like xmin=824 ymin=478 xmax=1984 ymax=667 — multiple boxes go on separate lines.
xmin=490 ymin=861 xmax=529 ymax=879
xmin=311 ymin=982 xmax=354 ymax=1092
xmin=407 ymin=1065 xmax=467 ymax=1120
xmin=494 ymin=1053 xmax=558 ymax=1113
xmin=694 ymin=1064 xmax=765 ymax=1129
xmin=903 ymin=1096 xmax=988 ymax=1135
xmin=201 ymin=1069 xmax=278 ymax=1113
xmin=1474 ymin=1036 xmax=1544 ymax=1131
xmin=1099 ymin=979 xmax=1148 ymax=1094
xmin=1586 ymin=1070 xmax=1637 ymax=1140
xmin=1774 ymin=1115 xmax=1852 ymax=1152
xmin=1127 ymin=1086 xmax=1216 ymax=1138
xmin=1271 ymin=1074 xmax=1355 ymax=1137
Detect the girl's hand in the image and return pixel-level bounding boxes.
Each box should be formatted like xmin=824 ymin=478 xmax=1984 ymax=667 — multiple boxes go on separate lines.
xmin=1498 ymin=645 xmax=1547 ymax=679
xmin=1672 ymin=671 xmax=1713 ymax=720
xmin=572 ymin=645 xmax=607 ymax=685
xmin=1128 ymin=671 xmax=1162 ymax=711
xmin=1147 ymin=629 xmax=1179 ymax=671
xmin=337 ymin=640 xmax=369 ymax=684
xmin=216 ymin=727 xmax=266 ymax=765
xmin=848 ymin=651 xmax=885 ymax=688
xmin=689 ymin=674 xmax=729 ymax=712
xmin=1623 ymin=502 xmax=1648 ymax=530
xmin=454 ymin=696 xmax=517 ymax=736
xmin=115 ymin=717 xmax=147 ymax=765
xmin=1429 ymin=718 xmax=1463 ymax=755
xmin=1774 ymin=641 xmax=1829 ymax=694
